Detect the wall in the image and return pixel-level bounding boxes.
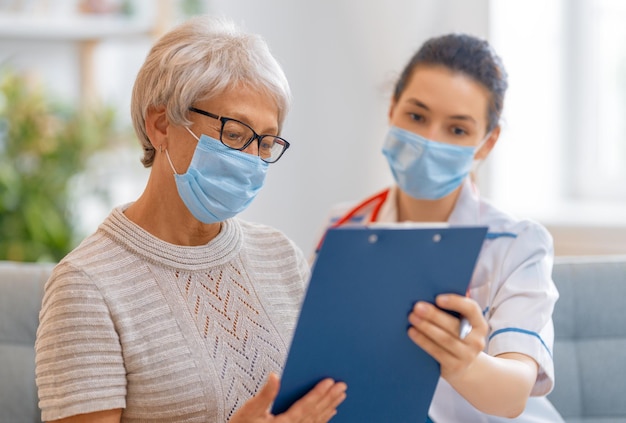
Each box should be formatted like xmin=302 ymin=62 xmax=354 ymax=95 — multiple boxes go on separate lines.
xmin=214 ymin=0 xmax=490 ymax=254
xmin=26 ymin=2 xmax=626 ymax=257
xmin=5 ymin=1 xmax=621 ymax=256
xmin=0 ymin=1 xmax=491 ymax=254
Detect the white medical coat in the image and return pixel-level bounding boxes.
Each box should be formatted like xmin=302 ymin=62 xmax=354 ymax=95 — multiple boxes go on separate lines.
xmin=318 ymin=179 xmax=563 ymax=422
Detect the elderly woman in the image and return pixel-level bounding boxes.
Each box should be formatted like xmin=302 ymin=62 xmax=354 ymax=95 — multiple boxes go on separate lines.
xmin=35 ymin=16 xmax=346 ymax=423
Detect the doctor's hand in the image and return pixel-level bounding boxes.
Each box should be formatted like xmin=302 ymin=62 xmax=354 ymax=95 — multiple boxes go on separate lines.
xmin=407 ymin=294 xmax=488 ymax=382
xmin=230 ymin=372 xmax=347 ymax=423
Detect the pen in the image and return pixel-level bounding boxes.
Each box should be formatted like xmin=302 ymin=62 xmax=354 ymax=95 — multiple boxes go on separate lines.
xmin=459 ymin=317 xmax=472 ymax=340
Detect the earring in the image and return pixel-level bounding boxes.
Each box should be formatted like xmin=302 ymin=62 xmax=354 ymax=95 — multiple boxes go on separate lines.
xmin=159 ymin=145 xmax=163 ymax=153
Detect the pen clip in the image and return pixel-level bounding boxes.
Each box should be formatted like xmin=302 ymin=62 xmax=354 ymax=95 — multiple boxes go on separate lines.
xmin=459 ymin=318 xmax=472 ymax=340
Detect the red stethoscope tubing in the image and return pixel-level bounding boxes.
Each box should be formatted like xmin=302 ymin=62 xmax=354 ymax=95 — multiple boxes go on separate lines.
xmin=315 ymin=187 xmax=474 ymax=302
xmin=315 ymin=188 xmax=390 ymax=252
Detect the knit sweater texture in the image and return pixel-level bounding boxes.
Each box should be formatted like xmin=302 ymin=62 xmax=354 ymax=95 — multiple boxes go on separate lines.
xmin=35 ymin=206 xmax=309 ymax=422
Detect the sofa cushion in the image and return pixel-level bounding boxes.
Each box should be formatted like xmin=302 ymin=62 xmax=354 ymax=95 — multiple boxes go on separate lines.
xmin=549 ymin=256 xmax=626 ymax=422
xmin=0 ymin=261 xmax=53 ymax=423
xmin=2 ymin=256 xmax=626 ymax=422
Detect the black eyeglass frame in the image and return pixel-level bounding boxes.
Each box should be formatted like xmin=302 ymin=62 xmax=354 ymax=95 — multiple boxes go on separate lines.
xmin=188 ymin=107 xmax=290 ymax=163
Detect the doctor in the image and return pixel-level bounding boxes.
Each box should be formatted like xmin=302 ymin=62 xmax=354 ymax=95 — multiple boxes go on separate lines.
xmin=317 ymin=34 xmax=562 ymax=422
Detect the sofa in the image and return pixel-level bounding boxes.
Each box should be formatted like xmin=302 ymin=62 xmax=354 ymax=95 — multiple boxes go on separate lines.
xmin=0 ymin=261 xmax=53 ymax=423
xmin=1 ymin=256 xmax=625 ymax=422
xmin=547 ymin=256 xmax=626 ymax=423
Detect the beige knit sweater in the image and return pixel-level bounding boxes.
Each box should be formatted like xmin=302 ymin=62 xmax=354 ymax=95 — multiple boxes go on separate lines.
xmin=35 ymin=206 xmax=309 ymax=422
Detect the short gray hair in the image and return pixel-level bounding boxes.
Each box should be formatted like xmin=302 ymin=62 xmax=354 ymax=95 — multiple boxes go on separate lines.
xmin=131 ymin=15 xmax=292 ymax=167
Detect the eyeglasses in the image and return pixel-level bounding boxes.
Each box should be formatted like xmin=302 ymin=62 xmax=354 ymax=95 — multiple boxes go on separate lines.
xmin=188 ymin=107 xmax=290 ymax=163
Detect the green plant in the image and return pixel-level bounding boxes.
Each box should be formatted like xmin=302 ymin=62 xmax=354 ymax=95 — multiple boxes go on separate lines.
xmin=0 ymin=70 xmax=116 ymax=262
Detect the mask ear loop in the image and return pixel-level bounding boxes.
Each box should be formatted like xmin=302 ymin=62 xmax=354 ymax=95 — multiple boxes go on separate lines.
xmin=163 ymin=147 xmax=179 ymax=175
xmin=469 ymin=132 xmax=494 ymax=213
xmin=185 ymin=126 xmax=200 ymax=141
xmin=162 ymin=127 xmax=199 ymax=176
xmin=471 ymin=131 xmax=493 ymax=174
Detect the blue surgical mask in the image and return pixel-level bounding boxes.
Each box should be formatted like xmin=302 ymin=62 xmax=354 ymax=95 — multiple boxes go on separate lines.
xmin=382 ymin=126 xmax=477 ymax=200
xmin=165 ymin=129 xmax=268 ymax=223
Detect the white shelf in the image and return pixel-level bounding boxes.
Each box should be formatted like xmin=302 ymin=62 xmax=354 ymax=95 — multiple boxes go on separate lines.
xmin=0 ymin=14 xmax=154 ymax=41
xmin=0 ymin=12 xmax=160 ymax=107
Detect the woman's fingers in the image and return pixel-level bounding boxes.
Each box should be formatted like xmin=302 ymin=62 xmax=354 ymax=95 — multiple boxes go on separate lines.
xmin=407 ymin=294 xmax=487 ymax=376
xmin=232 ymin=374 xmax=346 ymax=423
xmin=407 ymin=304 xmax=461 ymax=359
xmin=231 ymin=373 xmax=347 ymax=423
xmin=435 ymin=294 xmax=487 ymax=335
xmin=229 ymin=373 xmax=280 ymax=422
xmin=409 ymin=294 xmax=487 ymax=340
xmin=253 ymin=372 xmax=281 ymax=412
xmin=279 ymin=378 xmax=347 ymax=423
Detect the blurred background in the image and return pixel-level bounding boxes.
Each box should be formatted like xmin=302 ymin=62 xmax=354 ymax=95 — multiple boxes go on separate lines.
xmin=1 ymin=0 xmax=625 ymax=262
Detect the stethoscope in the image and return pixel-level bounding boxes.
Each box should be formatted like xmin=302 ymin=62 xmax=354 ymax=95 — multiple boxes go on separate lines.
xmin=315 ymin=188 xmax=390 ymax=253
xmin=314 ymin=180 xmax=503 ymax=253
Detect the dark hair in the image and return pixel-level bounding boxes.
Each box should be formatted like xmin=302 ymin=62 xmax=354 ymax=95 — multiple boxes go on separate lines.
xmin=393 ymin=33 xmax=508 ymax=133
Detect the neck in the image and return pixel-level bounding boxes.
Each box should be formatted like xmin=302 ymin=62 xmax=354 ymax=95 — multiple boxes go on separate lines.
xmin=395 ymin=184 xmax=462 ymax=223
xmin=124 ymin=170 xmax=222 ymax=247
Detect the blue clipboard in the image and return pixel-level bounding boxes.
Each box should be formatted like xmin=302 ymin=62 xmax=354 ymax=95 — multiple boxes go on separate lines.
xmin=272 ymin=224 xmax=488 ymax=421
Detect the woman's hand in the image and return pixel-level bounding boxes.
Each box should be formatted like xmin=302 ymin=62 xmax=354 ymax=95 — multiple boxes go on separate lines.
xmin=407 ymin=293 xmax=488 ymax=382
xmin=408 ymin=294 xmax=538 ymax=417
xmin=230 ymin=373 xmax=347 ymax=423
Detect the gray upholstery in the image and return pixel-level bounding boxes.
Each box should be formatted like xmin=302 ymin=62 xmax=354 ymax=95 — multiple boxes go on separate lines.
xmin=0 ymin=261 xmax=52 ymax=423
xmin=1 ymin=257 xmax=625 ymax=422
xmin=548 ymin=256 xmax=626 ymax=423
